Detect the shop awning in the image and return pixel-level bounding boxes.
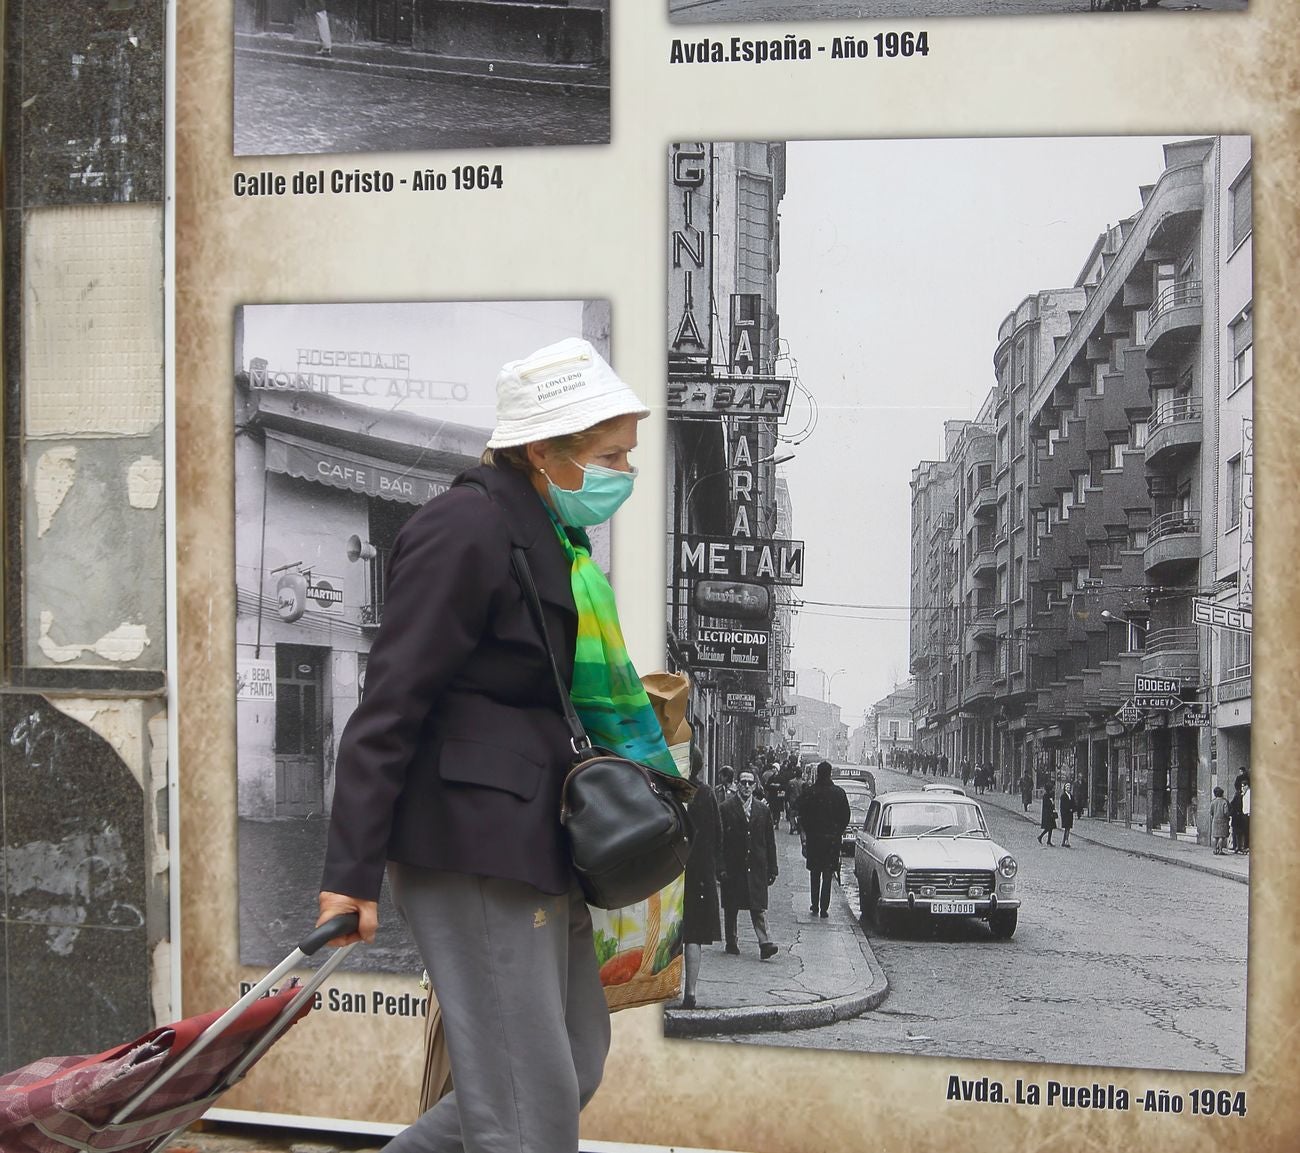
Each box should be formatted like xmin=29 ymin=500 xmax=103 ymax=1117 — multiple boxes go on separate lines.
xmin=264 ymin=429 xmax=456 ymax=507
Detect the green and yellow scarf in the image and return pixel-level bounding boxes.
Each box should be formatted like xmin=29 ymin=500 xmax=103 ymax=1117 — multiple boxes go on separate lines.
xmin=550 ymin=520 xmax=682 ymax=778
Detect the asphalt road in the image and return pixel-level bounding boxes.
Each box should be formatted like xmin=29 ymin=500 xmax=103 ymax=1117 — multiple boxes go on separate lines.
xmin=234 ymin=54 xmax=609 ymax=156
xmin=732 ymin=765 xmax=1248 ymax=1073
xmin=669 ymin=0 xmax=1247 ymax=20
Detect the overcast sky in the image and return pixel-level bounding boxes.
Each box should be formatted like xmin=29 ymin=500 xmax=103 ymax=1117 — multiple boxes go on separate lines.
xmin=773 ymin=136 xmax=1189 ymax=730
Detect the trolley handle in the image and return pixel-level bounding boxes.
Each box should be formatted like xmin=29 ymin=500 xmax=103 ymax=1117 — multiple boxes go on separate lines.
xmin=299 ymin=913 xmax=361 ymax=955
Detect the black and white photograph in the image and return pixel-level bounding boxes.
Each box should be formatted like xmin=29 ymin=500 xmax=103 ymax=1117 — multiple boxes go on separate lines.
xmin=662 ymin=137 xmax=1252 ymax=1074
xmin=234 ymin=2 xmax=610 ymax=155
xmin=667 ymin=0 xmax=1246 ymax=23
xmin=233 ymin=298 xmax=612 ymax=972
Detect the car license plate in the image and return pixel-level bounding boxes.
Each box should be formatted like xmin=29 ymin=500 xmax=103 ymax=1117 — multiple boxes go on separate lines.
xmin=931 ymin=901 xmax=976 ymax=915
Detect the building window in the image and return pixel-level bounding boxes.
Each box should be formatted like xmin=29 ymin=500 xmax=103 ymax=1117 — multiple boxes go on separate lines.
xmin=1093 ymin=363 xmax=1106 ymax=396
xmin=1110 ymin=440 xmax=1127 ymax=469
xmin=1231 ymin=165 xmax=1252 ymax=249
xmin=1015 ymin=484 xmax=1025 ymax=526
xmin=1226 ymin=455 xmax=1242 ymax=529
xmin=1221 ymin=629 xmax=1251 ymax=680
xmin=1133 ymin=308 xmax=1151 ymax=346
xmin=1130 ymin=421 xmax=1149 ymax=449
xmin=1060 ymin=490 xmax=1074 ymax=519
xmin=1014 ymin=556 xmax=1024 ymax=602
xmin=1127 ymin=617 xmax=1149 ymax=653
xmin=1073 ymin=471 xmax=1088 ymax=503
xmin=1232 ymin=310 xmax=1253 ymax=390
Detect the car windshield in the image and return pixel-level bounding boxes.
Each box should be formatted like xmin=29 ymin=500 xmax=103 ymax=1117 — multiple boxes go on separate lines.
xmin=880 ymin=801 xmax=987 ymax=838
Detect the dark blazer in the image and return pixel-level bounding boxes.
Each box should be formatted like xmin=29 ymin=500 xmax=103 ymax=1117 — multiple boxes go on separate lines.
xmin=799 ymin=782 xmax=850 ymax=873
xmin=718 ymin=795 xmax=778 ymax=911
xmin=321 ymin=463 xmax=579 ymax=900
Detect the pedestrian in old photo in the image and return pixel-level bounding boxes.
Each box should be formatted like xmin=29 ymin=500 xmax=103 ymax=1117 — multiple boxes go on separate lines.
xmin=719 ymin=769 xmax=780 ymax=959
xmin=316 ymin=336 xmax=659 ymax=1152
xmin=799 ymin=762 xmax=850 ymax=918
xmin=314 ymin=4 xmax=332 ymax=57
xmin=679 ymin=746 xmax=723 ymax=1009
xmin=1059 ymin=782 xmax=1075 ymax=848
xmin=1037 ymin=790 xmax=1058 ymax=846
xmin=1238 ymin=776 xmax=1251 ymax=854
xmin=784 ymin=768 xmax=804 ymax=834
xmin=1020 ymin=768 xmax=1034 ymax=813
xmin=1209 ymin=786 xmax=1231 ymax=855
xmin=1229 ymin=777 xmax=1246 ymax=853
xmin=714 ymin=764 xmax=735 ymax=804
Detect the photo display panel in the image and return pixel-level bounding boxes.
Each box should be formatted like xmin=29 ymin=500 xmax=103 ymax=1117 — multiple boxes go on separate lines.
xmin=176 ymin=2 xmax=1296 ymax=1150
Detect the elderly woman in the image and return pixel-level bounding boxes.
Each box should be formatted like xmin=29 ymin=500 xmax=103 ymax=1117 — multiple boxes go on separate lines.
xmin=316 ymin=337 xmax=669 ymax=1153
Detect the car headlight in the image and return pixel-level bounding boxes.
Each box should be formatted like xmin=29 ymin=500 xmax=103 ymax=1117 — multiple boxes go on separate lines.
xmin=884 ymin=854 xmax=905 ymax=878
xmin=997 ymin=855 xmax=1018 ymax=879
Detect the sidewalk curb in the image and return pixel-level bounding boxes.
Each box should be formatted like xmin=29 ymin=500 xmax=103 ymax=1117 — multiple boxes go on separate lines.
xmin=663 ymin=882 xmax=890 ymax=1039
xmin=987 ymin=793 xmax=1249 ymax=886
xmin=234 ymin=38 xmax=610 ymax=98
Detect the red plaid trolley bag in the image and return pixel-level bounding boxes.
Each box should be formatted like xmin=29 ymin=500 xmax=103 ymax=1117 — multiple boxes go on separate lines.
xmin=0 ymin=914 xmax=359 ymax=1153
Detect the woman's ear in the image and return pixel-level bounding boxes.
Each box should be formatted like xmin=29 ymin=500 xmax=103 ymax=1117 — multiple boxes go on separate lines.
xmin=524 ymin=440 xmax=549 ymax=473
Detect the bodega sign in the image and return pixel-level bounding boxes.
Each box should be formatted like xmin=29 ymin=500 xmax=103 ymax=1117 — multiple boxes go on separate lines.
xmin=676 ymin=534 xmax=805 ymax=586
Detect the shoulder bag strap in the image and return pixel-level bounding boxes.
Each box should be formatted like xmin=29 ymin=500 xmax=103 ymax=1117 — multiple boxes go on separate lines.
xmin=461 ymin=477 xmax=591 ymax=754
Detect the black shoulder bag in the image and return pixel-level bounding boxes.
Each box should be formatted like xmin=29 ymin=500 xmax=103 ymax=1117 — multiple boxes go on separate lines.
xmin=463 ymin=479 xmax=695 ymax=909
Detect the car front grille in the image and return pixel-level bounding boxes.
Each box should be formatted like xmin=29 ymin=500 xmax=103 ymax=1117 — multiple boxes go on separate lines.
xmin=905 ymin=869 xmax=996 ymax=898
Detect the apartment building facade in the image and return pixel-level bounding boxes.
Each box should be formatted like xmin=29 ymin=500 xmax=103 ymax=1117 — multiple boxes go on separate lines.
xmin=910 ymin=137 xmax=1252 ymax=842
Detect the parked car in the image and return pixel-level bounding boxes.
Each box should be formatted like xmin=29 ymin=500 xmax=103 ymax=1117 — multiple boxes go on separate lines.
xmin=842 ymin=787 xmax=872 ymax=855
xmin=852 ymin=789 xmax=1020 ymax=938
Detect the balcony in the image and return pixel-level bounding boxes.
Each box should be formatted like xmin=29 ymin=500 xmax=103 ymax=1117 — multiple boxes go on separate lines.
xmin=963 ymin=673 xmax=996 ymax=706
xmin=1141 ymin=626 xmax=1201 ymax=685
xmin=970 ymin=482 xmax=998 ymax=520
xmin=1145 ymin=399 xmax=1203 ymax=468
xmin=1146 ymin=280 xmax=1203 ymax=359
xmin=1144 ymin=510 xmax=1200 ymax=576
xmin=966 ymin=609 xmax=997 ymax=646
xmin=970 ymin=544 xmax=998 ymax=578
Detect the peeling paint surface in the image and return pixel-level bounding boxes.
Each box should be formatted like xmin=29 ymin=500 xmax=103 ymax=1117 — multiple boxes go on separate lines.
xmin=52 ymin=699 xmax=145 ymax=788
xmin=127 ymin=455 xmax=164 ymax=508
xmin=33 ymin=446 xmax=78 ymax=535
xmin=37 ymin=611 xmax=151 ymax=663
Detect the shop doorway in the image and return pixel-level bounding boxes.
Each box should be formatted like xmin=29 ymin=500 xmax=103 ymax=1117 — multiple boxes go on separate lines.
xmin=275 ymin=644 xmax=328 ymax=818
xmin=257 ymin=0 xmax=298 ymax=33
xmin=372 ymin=0 xmax=415 ymax=44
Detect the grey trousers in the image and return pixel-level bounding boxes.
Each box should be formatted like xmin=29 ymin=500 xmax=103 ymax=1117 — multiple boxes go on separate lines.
xmin=385 ymin=865 xmax=611 ymax=1153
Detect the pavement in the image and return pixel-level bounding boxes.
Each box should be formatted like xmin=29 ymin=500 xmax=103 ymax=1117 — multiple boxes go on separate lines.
xmin=234 ymin=32 xmax=609 ymax=98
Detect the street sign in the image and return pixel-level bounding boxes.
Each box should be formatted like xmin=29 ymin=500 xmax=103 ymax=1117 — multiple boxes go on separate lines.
xmin=1135 ymin=675 xmax=1179 ymax=695
xmin=1193 ymin=597 xmax=1252 ymax=634
xmin=1179 ymin=707 xmax=1211 ymax=727
xmin=692 ymin=579 xmax=771 ymax=621
xmin=1116 ymin=699 xmax=1140 ymax=724
xmin=724 ymin=692 xmax=758 ymax=713
xmin=1134 ymin=694 xmax=1183 ymax=710
xmin=693 ymin=627 xmax=770 ymax=672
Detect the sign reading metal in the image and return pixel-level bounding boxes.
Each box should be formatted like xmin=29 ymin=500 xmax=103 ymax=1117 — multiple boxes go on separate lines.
xmin=666 ymin=375 xmax=792 ymax=420
xmin=676 ymin=534 xmax=805 ymax=585
xmin=1193 ymin=597 xmax=1253 ymax=634
xmin=1135 ymin=675 xmax=1180 ymax=695
xmin=694 ymin=628 xmax=770 ymax=671
xmin=692 ymin=580 xmax=771 ymax=621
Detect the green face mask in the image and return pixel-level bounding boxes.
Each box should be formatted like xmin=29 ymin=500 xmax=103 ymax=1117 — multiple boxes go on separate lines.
xmin=547 ymin=462 xmax=638 ymax=526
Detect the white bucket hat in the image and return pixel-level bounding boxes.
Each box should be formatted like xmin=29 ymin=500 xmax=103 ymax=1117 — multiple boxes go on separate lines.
xmin=486 ymin=337 xmax=650 ymax=449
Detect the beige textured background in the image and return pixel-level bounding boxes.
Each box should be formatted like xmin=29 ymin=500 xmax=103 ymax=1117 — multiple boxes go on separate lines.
xmin=177 ymin=3 xmax=1299 ymax=1150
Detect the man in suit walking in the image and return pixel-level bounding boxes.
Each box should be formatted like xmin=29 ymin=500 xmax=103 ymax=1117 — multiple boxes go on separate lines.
xmin=718 ymin=769 xmax=779 ymax=959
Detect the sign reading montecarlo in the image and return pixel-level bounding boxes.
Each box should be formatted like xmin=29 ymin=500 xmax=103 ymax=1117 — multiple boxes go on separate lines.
xmin=666 ymin=374 xmax=792 ymax=420
xmin=249 ymin=363 xmax=470 ymax=403
xmin=676 ymin=534 xmax=805 ymax=585
xmin=264 ymin=430 xmax=453 ymax=506
xmin=694 ymin=628 xmax=770 ymax=672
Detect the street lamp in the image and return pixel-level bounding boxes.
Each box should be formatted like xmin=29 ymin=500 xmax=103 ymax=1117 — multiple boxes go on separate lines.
xmin=810 ymin=666 xmax=847 ymax=703
xmin=682 ymin=450 xmax=795 ymax=508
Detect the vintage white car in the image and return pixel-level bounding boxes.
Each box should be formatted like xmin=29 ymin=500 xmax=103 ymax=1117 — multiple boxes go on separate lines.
xmin=852 ymin=789 xmax=1020 ymax=938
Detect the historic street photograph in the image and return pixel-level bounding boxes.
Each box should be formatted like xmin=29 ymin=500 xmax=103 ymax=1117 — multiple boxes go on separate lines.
xmin=667 ymin=0 xmax=1247 ymax=23
xmin=234 ymin=2 xmax=610 ymax=155
xmin=662 ymin=137 xmax=1252 ymax=1073
xmin=233 ymin=299 xmax=611 ymax=972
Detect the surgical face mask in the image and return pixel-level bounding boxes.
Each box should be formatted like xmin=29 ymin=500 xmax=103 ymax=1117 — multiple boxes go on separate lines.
xmin=546 ymin=461 xmax=638 ymax=527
